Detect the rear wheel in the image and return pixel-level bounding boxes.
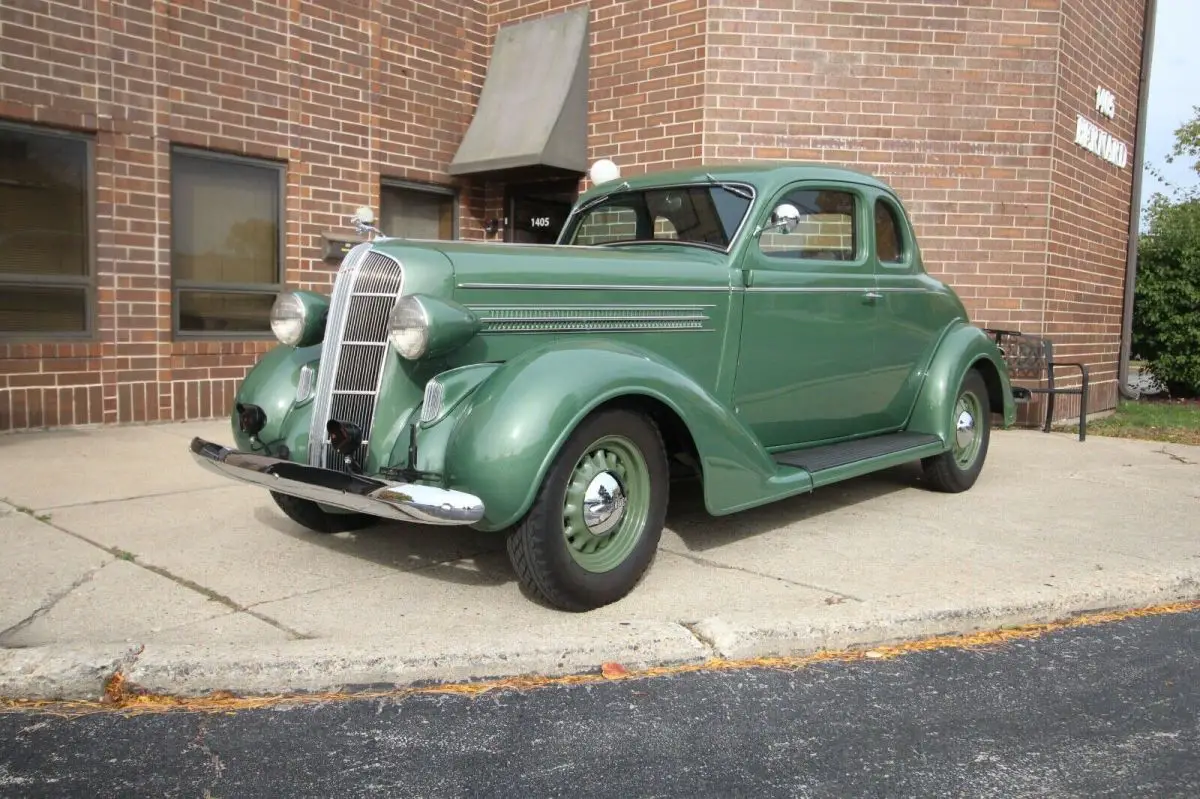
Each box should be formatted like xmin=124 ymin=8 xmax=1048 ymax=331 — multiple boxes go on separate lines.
xmin=506 ymin=408 xmax=669 ymax=612
xmin=270 ymin=492 xmax=377 ymax=534
xmin=921 ymin=369 xmax=991 ymax=493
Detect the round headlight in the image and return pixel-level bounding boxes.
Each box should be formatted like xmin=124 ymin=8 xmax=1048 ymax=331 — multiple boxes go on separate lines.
xmin=270 ymin=292 xmax=306 ymax=347
xmin=388 ymin=296 xmax=429 ymax=359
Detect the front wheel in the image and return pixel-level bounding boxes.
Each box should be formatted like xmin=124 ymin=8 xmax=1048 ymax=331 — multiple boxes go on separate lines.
xmin=506 ymin=408 xmax=669 ymax=612
xmin=270 ymin=491 xmax=378 ymax=534
xmin=921 ymin=369 xmax=991 ymax=493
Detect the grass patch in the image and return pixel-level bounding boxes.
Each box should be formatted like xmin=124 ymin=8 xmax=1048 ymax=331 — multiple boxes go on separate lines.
xmin=1082 ymin=399 xmax=1200 ymax=445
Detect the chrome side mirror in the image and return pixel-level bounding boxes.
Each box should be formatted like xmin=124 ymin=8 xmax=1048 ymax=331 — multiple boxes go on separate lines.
xmin=765 ymin=202 xmax=802 ymax=235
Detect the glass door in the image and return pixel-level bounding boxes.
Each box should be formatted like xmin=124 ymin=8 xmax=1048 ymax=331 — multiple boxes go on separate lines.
xmin=505 ymin=181 xmax=578 ymax=244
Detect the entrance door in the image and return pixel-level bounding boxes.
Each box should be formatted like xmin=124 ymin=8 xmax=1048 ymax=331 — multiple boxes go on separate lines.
xmin=505 ymin=181 xmax=578 ymax=244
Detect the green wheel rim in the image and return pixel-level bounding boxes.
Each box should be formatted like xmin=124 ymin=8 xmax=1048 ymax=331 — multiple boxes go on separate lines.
xmin=952 ymin=390 xmax=983 ymax=468
xmin=562 ymin=434 xmax=651 ymax=573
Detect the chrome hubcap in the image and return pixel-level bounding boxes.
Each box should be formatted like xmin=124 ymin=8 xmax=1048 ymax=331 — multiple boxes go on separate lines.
xmin=955 ymin=409 xmax=976 ymax=451
xmin=582 ymin=471 xmax=626 ymax=536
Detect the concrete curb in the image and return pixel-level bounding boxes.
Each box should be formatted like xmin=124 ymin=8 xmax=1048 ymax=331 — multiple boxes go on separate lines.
xmin=691 ymin=572 xmax=1200 ymax=660
xmin=3 ymin=573 xmax=1198 ymax=702
xmin=0 ymin=621 xmax=709 ymax=701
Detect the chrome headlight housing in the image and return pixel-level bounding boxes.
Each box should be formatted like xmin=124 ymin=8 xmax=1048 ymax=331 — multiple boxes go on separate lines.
xmin=269 ymin=291 xmax=329 ymax=348
xmin=387 ymin=294 xmax=482 ymax=360
xmin=388 ymin=296 xmax=431 ymax=359
xmin=270 ymin=293 xmax=306 ymax=346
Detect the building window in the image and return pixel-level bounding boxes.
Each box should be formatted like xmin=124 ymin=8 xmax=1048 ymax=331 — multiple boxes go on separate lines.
xmin=0 ymin=122 xmax=92 ymax=337
xmin=379 ymin=182 xmax=455 ymax=240
xmin=171 ymin=148 xmax=283 ymax=335
xmin=759 ymin=189 xmax=858 ymax=261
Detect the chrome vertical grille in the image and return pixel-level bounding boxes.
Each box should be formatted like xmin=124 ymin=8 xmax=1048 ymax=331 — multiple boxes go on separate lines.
xmin=307 ymin=245 xmax=404 ymax=472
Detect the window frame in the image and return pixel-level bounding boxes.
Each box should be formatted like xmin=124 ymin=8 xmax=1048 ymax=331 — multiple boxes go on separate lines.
xmin=873 ymin=195 xmax=913 ymax=271
xmin=379 ymin=178 xmax=459 ymax=241
xmin=170 ymin=145 xmax=287 ymax=339
xmin=0 ymin=119 xmax=96 ymax=341
xmin=754 ymin=183 xmax=868 ymax=269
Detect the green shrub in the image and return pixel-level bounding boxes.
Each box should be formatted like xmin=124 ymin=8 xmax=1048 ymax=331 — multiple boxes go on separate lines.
xmin=1133 ymin=195 xmax=1200 ymax=398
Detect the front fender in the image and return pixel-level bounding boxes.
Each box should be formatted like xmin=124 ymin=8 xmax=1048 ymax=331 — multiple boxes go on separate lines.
xmin=439 ymin=339 xmax=813 ymax=532
xmin=906 ymin=322 xmax=1016 ymax=442
xmin=229 ymin=342 xmax=320 ymax=459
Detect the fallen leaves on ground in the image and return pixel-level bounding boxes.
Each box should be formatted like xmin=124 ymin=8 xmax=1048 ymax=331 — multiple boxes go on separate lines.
xmin=601 ymin=662 xmax=630 ymax=679
xmin=5 ymin=599 xmax=1199 ymax=718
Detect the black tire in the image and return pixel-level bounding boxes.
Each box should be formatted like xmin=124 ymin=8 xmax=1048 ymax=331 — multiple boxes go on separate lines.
xmin=270 ymin=491 xmax=378 ymax=534
xmin=506 ymin=408 xmax=669 ymax=612
xmin=921 ymin=369 xmax=991 ymax=493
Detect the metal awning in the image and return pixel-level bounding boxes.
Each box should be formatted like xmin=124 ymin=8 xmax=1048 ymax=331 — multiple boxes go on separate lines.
xmin=449 ymin=6 xmax=590 ymax=177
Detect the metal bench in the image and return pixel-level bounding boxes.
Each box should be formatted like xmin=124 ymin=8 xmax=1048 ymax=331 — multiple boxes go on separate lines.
xmin=983 ymin=328 xmax=1090 ymax=441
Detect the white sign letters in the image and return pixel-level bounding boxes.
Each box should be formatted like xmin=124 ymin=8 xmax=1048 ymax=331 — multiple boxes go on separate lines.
xmin=1075 ymin=114 xmax=1128 ymax=168
xmin=1095 ymin=86 xmax=1116 ymax=119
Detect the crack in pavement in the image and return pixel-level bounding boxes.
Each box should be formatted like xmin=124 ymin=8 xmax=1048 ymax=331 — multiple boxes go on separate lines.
xmin=119 ymin=559 xmax=315 ymax=641
xmin=1156 ymin=446 xmax=1195 ymax=465
xmin=678 ymin=621 xmax=720 ymax=656
xmin=6 ymin=506 xmax=313 ymax=642
xmin=661 ymin=548 xmax=864 ymax=602
xmin=0 ymin=562 xmax=110 ymax=645
xmin=36 ymin=484 xmax=235 ymax=512
xmin=189 ymin=717 xmax=225 ymax=797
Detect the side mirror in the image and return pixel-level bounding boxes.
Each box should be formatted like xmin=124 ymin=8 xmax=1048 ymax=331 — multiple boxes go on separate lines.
xmin=766 ymin=202 xmax=802 ymax=235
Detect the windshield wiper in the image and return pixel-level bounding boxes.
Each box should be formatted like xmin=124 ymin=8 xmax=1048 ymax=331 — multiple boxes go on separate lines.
xmin=574 ymin=181 xmax=632 ymax=215
xmin=703 ymin=173 xmax=753 ymax=200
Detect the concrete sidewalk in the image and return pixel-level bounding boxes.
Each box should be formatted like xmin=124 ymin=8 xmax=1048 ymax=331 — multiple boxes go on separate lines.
xmin=2 ymin=419 xmax=1198 ymax=700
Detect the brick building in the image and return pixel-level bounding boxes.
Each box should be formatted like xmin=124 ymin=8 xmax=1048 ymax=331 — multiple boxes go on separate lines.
xmin=0 ymin=0 xmax=1150 ymax=431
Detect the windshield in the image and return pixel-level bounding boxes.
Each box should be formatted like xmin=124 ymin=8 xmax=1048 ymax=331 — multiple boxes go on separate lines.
xmin=560 ymin=184 xmax=753 ymax=250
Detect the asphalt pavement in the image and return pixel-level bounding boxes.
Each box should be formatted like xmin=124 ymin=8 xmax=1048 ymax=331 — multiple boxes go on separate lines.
xmin=3 ymin=607 xmax=1198 ymax=798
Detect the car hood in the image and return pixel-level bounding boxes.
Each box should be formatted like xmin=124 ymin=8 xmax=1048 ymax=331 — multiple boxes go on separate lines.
xmin=373 ymin=238 xmax=733 ymax=290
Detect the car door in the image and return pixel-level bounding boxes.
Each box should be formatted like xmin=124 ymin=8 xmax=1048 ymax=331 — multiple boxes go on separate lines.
xmin=870 ymin=193 xmax=945 ymax=428
xmin=732 ymin=182 xmax=894 ymax=449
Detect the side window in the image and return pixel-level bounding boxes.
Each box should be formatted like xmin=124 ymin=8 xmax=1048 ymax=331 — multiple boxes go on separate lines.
xmin=759 ymin=189 xmax=857 ymax=261
xmin=874 ymin=200 xmax=906 ymax=264
xmin=573 ymin=205 xmax=639 ymax=245
xmin=653 ymin=215 xmax=679 ymax=240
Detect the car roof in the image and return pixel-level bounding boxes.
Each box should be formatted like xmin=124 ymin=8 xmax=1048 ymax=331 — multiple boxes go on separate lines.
xmin=575 ymin=162 xmax=897 ymax=202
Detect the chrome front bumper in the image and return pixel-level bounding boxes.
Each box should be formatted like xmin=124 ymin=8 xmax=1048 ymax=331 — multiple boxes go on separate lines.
xmin=189 ymin=437 xmax=485 ymax=526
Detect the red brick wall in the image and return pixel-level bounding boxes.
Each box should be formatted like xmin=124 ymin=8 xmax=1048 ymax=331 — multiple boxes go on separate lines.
xmin=1044 ymin=0 xmax=1145 ymax=418
xmin=0 ymin=0 xmax=488 ymax=431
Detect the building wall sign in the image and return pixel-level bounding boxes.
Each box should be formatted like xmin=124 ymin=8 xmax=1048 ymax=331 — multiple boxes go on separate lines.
xmin=1075 ymin=85 xmax=1126 ymax=168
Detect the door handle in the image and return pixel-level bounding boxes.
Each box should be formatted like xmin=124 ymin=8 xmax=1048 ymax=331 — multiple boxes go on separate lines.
xmin=863 ymin=291 xmax=883 ymax=303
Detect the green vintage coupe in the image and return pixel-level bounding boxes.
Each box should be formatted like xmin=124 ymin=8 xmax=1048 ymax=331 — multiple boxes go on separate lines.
xmin=191 ymin=163 xmax=1016 ymax=611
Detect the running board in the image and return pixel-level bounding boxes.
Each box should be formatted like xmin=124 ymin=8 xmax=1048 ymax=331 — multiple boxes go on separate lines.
xmin=772 ymin=432 xmax=945 ymax=488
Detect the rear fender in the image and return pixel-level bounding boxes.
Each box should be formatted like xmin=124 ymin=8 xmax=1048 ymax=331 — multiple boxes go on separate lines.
xmin=906 ymin=322 xmax=1016 ymax=442
xmin=429 ymin=340 xmax=812 ymax=532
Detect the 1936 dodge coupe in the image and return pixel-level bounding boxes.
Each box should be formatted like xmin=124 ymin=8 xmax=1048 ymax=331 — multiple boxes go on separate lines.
xmin=190 ymin=163 xmax=1016 ymax=612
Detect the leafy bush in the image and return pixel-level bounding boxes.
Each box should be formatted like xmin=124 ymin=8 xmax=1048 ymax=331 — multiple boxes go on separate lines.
xmin=1133 ymin=195 xmax=1200 ymax=398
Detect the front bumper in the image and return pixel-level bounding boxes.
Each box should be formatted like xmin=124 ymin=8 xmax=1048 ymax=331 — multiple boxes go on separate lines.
xmin=189 ymin=437 xmax=485 ymax=526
